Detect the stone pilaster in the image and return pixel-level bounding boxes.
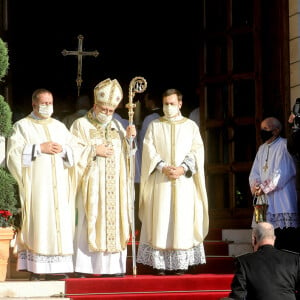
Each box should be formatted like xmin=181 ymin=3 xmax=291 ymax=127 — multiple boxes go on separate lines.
xmin=289 ymin=0 xmax=300 ymax=106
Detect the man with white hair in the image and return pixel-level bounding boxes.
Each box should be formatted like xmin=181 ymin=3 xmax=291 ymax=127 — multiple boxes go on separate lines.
xmin=70 ymin=78 xmax=136 ymax=277
xmin=227 ymin=222 xmax=300 ymax=300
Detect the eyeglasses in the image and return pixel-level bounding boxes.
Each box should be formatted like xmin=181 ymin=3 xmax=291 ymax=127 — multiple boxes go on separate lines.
xmin=96 ymin=105 xmax=114 ymax=115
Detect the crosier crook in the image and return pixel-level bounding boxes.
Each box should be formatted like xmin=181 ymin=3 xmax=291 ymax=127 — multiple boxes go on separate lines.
xmin=126 ymin=77 xmax=147 ymax=276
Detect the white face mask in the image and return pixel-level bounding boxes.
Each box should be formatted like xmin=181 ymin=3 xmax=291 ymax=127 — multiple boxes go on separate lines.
xmin=163 ymin=104 xmax=179 ymax=118
xmin=97 ymin=112 xmax=113 ymax=124
xmin=38 ymin=104 xmax=53 ymax=118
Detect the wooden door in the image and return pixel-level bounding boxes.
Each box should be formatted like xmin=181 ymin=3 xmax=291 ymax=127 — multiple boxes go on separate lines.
xmin=198 ymin=0 xmax=290 ymax=228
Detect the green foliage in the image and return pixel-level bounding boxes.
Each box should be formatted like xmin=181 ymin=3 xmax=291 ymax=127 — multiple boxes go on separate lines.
xmin=0 ymin=37 xmax=12 ymax=138
xmin=0 ymin=95 xmax=12 ymax=137
xmin=0 ymin=38 xmax=9 ymax=81
xmin=0 ymin=168 xmax=19 ymax=227
xmin=0 ymin=37 xmax=18 ymax=228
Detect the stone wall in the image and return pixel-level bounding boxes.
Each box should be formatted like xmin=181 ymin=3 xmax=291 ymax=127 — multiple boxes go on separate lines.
xmin=289 ymin=0 xmax=300 ymax=106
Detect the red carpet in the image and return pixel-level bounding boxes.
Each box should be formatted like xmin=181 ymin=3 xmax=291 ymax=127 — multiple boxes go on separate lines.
xmin=65 ymin=229 xmax=235 ymax=299
xmin=125 ymin=257 xmax=235 ymax=275
xmin=65 ymin=274 xmax=233 ymax=299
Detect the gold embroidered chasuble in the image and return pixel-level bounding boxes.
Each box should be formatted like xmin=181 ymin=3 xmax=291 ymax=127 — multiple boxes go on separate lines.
xmin=139 ymin=117 xmax=209 ymax=250
xmin=6 ymin=116 xmax=80 ymax=256
xmin=71 ymin=112 xmax=131 ymax=253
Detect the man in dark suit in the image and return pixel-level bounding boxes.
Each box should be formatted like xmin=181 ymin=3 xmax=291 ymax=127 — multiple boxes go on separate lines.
xmin=226 ymin=222 xmax=300 ymax=300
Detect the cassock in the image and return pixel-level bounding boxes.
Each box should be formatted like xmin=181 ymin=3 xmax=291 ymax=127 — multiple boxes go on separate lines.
xmin=137 ymin=116 xmax=209 ymax=270
xmin=249 ymin=137 xmax=299 ymax=229
xmin=6 ymin=115 xmax=80 ymax=274
xmin=70 ymin=111 xmax=132 ymax=275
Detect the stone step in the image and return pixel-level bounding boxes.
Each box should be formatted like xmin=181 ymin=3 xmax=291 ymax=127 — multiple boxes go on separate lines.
xmin=228 ymin=242 xmax=253 ymax=256
xmin=222 ymin=229 xmax=252 ymax=256
xmin=222 ymin=229 xmax=252 ymax=243
xmin=0 ymin=281 xmax=67 ymax=299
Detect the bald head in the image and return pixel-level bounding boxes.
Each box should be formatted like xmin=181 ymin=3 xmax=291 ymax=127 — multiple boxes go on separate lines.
xmin=261 ymin=117 xmax=282 ymax=132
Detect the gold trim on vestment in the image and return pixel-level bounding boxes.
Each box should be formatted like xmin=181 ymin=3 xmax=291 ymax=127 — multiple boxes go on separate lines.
xmin=159 ymin=117 xmax=189 ymax=246
xmin=29 ymin=117 xmax=63 ymax=254
xmin=44 ymin=125 xmax=62 ymax=253
xmin=86 ymin=111 xmax=120 ymax=252
xmin=159 ymin=116 xmax=188 ymax=125
xmin=27 ymin=115 xmax=54 ymax=125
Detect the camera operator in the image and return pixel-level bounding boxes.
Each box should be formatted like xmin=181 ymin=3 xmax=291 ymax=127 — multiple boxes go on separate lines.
xmin=287 ymin=98 xmax=300 ymax=253
xmin=287 ymin=98 xmax=300 ymax=194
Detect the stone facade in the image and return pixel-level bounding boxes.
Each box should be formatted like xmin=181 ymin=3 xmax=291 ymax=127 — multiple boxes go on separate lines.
xmin=289 ymin=0 xmax=300 ymax=105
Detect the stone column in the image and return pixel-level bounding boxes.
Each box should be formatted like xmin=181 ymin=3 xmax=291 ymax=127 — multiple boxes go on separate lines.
xmin=289 ymin=0 xmax=300 ymax=107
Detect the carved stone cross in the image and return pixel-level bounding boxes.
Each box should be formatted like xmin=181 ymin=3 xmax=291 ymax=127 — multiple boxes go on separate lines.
xmin=62 ymin=35 xmax=99 ymax=95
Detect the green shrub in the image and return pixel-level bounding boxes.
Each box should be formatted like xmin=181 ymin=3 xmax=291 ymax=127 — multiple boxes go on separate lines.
xmin=0 ymin=38 xmax=9 ymax=81
xmin=0 ymin=37 xmax=18 ymax=228
xmin=0 ymin=95 xmax=12 ymax=137
xmin=0 ymin=168 xmax=19 ymax=228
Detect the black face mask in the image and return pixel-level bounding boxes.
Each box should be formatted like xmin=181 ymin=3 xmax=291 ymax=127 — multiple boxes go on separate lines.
xmin=260 ymin=129 xmax=273 ymax=142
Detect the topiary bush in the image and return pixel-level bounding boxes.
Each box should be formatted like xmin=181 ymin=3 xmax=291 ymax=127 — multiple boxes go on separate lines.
xmin=0 ymin=37 xmax=12 ymax=137
xmin=0 ymin=37 xmax=9 ymax=82
xmin=0 ymin=36 xmax=19 ymax=228
xmin=0 ymin=168 xmax=18 ymax=227
xmin=0 ymin=95 xmax=12 ymax=137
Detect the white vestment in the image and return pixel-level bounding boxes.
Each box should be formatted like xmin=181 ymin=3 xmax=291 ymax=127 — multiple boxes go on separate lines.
xmin=137 ymin=116 xmax=209 ymax=270
xmin=70 ymin=112 xmax=132 ymax=275
xmin=249 ymin=137 xmax=299 ymax=229
xmin=6 ymin=115 xmax=80 ymax=274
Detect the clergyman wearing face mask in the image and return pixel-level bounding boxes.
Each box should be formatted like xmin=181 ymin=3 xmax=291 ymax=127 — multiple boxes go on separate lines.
xmin=30 ymin=89 xmax=68 ymax=157
xmin=249 ymin=117 xmax=300 ymax=253
xmin=69 ymin=78 xmax=137 ymax=278
xmin=32 ymin=91 xmax=54 ymax=119
xmin=6 ymin=88 xmax=80 ymax=281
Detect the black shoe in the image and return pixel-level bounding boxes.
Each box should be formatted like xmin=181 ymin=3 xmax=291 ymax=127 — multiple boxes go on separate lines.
xmin=30 ymin=273 xmax=41 ymax=281
xmin=74 ymin=272 xmax=86 ymax=278
xmin=154 ymin=269 xmax=166 ymax=276
xmin=174 ymin=269 xmax=186 ymax=275
xmin=45 ymin=274 xmax=69 ymax=280
xmin=100 ymin=273 xmax=125 ymax=278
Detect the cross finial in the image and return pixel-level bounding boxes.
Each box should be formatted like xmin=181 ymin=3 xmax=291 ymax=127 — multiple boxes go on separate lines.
xmin=62 ymin=35 xmax=99 ymax=96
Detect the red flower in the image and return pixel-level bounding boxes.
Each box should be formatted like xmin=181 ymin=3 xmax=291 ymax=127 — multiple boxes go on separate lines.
xmin=0 ymin=210 xmax=12 ymax=219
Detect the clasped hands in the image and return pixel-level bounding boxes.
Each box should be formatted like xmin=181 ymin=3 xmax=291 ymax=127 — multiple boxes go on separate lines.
xmin=41 ymin=141 xmax=62 ymax=154
xmin=96 ymin=144 xmax=114 ymax=158
xmin=162 ymin=166 xmax=185 ymax=180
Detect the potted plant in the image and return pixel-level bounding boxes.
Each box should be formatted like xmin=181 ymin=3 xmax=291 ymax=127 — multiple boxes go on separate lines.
xmin=0 ymin=36 xmax=19 ymax=281
xmin=0 ymin=163 xmax=19 ymax=282
xmin=0 ymin=164 xmax=18 ymax=228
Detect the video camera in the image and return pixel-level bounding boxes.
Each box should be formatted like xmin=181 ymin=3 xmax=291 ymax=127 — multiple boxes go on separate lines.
xmin=292 ymin=98 xmax=300 ymax=129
